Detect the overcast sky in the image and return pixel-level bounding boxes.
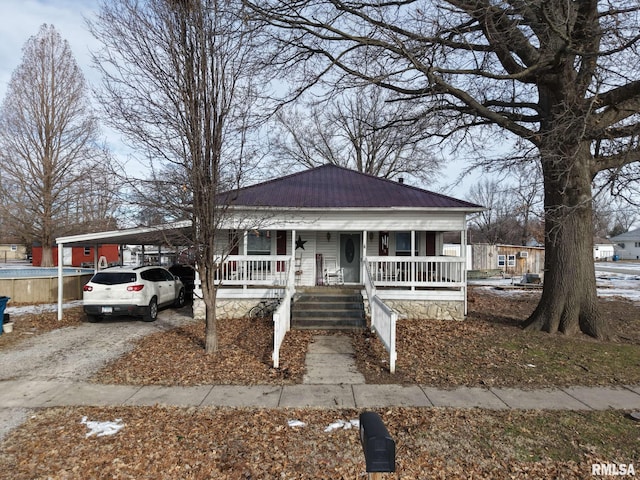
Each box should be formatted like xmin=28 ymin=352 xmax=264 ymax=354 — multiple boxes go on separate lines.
xmin=0 ymin=0 xmax=475 ymax=198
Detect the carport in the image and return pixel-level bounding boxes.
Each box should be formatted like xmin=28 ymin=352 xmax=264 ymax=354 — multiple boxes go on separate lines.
xmin=55 ymin=220 xmax=193 ymax=320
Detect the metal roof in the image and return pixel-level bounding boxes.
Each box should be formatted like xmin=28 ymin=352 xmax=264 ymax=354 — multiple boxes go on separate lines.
xmin=223 ymin=164 xmax=482 ymax=210
xmin=56 ymin=166 xmax=482 ymax=247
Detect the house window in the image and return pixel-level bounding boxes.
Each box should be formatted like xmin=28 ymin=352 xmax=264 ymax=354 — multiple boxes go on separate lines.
xmin=84 ymin=247 xmax=91 ymax=256
xmin=396 ymin=232 xmax=411 ymax=256
xmin=247 ymin=230 xmax=271 ymax=255
xmin=10 ymin=245 xmax=17 ymax=252
xmin=395 ymin=232 xmax=418 ymax=256
xmin=507 ymin=254 xmax=516 ymax=267
xmin=635 ymin=242 xmax=640 ymax=248
xmin=497 ymin=255 xmax=506 ymax=267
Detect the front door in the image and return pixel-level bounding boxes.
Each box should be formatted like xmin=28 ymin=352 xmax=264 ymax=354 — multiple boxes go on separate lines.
xmin=340 ymin=234 xmax=361 ymax=283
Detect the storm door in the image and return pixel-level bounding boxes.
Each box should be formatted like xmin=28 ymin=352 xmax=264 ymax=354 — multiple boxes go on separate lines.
xmin=339 ymin=234 xmax=361 ymax=283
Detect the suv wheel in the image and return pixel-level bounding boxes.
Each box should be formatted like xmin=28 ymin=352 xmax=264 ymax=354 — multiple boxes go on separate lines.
xmin=144 ymin=297 xmax=158 ymax=322
xmin=174 ymin=288 xmax=185 ymax=308
xmin=87 ymin=314 xmax=100 ymax=323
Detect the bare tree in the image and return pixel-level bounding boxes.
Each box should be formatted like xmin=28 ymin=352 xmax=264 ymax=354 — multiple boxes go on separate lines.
xmin=510 ymin=163 xmax=544 ymax=246
xmin=271 ymin=85 xmax=441 ymax=185
xmin=89 ymin=0 xmax=266 ymax=352
xmin=467 ymin=179 xmax=514 ymax=244
xmin=0 ymin=24 xmax=111 ymax=266
xmin=246 ymin=0 xmax=640 ymax=339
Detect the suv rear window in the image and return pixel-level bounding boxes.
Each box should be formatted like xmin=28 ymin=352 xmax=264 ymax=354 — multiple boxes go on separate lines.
xmin=91 ymin=272 xmax=137 ymax=285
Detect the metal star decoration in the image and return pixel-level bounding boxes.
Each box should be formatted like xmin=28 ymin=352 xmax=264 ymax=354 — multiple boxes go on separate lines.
xmin=295 ymin=235 xmax=307 ymax=250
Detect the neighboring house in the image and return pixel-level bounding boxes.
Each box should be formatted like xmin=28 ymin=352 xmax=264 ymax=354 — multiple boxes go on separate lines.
xmin=32 ymin=244 xmax=121 ymax=267
xmin=55 ymin=165 xmax=483 ymax=321
xmin=0 ymin=239 xmax=27 ymax=262
xmin=610 ymin=229 xmax=640 ymax=260
xmin=593 ymin=237 xmax=615 ymax=261
xmin=469 ymin=243 xmax=545 ymax=279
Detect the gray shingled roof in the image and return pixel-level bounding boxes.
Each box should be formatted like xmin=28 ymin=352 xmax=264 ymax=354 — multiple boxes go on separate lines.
xmin=224 ymin=164 xmax=482 ymax=210
xmin=609 ymin=228 xmax=640 ymax=241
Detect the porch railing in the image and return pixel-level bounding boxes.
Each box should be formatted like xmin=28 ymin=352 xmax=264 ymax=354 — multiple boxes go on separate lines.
xmin=363 ymin=262 xmax=397 ymax=373
xmin=215 ymin=255 xmax=290 ymax=286
xmin=366 ymin=256 xmax=464 ymax=288
xmin=272 ymin=282 xmax=294 ymax=369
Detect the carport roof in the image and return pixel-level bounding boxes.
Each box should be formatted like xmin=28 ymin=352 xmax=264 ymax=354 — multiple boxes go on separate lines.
xmin=56 ymin=220 xmax=192 ymax=247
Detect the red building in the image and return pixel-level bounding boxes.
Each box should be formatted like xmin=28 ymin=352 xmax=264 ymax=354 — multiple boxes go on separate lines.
xmin=32 ymin=244 xmax=120 ymax=267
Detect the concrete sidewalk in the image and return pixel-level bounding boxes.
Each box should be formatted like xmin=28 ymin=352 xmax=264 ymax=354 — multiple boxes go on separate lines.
xmin=1 ymin=333 xmax=639 ymax=415
xmin=0 ymin=379 xmax=639 ymax=411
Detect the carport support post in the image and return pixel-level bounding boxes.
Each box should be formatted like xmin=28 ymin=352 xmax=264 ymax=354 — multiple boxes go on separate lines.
xmin=57 ymin=242 xmax=64 ymax=320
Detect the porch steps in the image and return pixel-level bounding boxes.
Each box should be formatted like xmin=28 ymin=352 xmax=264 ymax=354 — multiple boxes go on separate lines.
xmin=291 ymin=287 xmax=366 ymax=330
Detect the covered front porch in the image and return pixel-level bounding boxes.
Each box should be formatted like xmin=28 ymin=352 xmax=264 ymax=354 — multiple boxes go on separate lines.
xmin=211 ymin=227 xmax=468 ymax=318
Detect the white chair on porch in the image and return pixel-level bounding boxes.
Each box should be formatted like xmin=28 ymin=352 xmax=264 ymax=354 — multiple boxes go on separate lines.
xmin=295 ymin=254 xmax=303 ymax=285
xmin=324 ymin=256 xmax=344 ymax=285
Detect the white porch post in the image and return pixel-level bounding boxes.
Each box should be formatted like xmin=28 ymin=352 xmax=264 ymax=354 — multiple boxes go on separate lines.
xmin=242 ymin=231 xmax=248 ymax=292
xmin=57 ymin=243 xmax=64 ymax=320
xmin=362 ymin=230 xmax=367 ymax=284
xmin=411 ymin=230 xmax=416 ymax=291
xmin=193 ymin=264 xmax=205 ymax=321
xmin=290 ymin=229 xmax=296 ymax=288
xmin=462 ymin=228 xmax=468 ymax=315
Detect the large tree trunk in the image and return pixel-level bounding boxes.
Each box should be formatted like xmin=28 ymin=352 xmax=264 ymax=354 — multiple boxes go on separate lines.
xmin=41 ymin=245 xmax=54 ymax=268
xmin=523 ymin=143 xmax=610 ymax=339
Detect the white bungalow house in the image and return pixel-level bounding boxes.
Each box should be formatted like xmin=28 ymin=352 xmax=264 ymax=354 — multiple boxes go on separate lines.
xmin=55 ymin=165 xmax=483 ymax=370
xmin=610 ymin=228 xmax=640 ymax=260
xmin=205 ymin=164 xmax=484 ymax=321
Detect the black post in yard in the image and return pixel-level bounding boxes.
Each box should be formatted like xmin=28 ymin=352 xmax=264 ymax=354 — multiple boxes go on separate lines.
xmin=359 ymin=411 xmax=396 ymax=479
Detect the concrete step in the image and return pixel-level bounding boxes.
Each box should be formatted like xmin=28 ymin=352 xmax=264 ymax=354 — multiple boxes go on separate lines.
xmin=292 ymin=288 xmax=366 ymax=330
xmin=293 ymin=309 xmax=364 ymax=319
xmin=292 ymin=317 xmax=366 ymax=330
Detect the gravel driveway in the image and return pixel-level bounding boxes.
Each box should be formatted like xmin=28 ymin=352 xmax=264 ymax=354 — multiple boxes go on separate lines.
xmin=0 ymin=308 xmax=196 ymax=441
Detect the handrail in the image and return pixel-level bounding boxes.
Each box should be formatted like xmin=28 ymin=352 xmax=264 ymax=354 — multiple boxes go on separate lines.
xmin=272 ymin=262 xmax=294 ymax=369
xmin=363 ymin=261 xmax=397 ymax=374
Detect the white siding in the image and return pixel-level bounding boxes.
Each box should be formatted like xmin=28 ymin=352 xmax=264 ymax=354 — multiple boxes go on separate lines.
xmin=294 ymin=232 xmax=317 ymax=286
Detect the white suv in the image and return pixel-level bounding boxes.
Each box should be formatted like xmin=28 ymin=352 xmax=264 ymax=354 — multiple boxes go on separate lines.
xmin=83 ymin=266 xmax=185 ymax=322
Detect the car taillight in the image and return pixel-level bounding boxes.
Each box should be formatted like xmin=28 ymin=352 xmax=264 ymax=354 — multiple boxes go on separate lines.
xmin=127 ymin=285 xmax=144 ymax=292
xmin=83 ymin=285 xmax=93 ymax=292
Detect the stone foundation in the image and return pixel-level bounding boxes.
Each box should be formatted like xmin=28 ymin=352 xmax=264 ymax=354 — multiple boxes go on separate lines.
xmin=193 ymin=296 xmax=261 ymax=320
xmin=193 ymin=296 xmax=206 ymax=321
xmin=366 ymin=299 xmax=465 ymax=321
xmin=390 ymin=299 xmax=464 ymax=320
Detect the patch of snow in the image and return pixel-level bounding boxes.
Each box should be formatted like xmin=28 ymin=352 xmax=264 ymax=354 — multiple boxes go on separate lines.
xmin=287 ymin=419 xmax=306 ymax=428
xmin=470 ymin=272 xmax=640 ymax=305
xmin=324 ymin=419 xmax=359 ymax=432
xmin=4 ymin=300 xmax=83 ymax=316
xmin=81 ymin=416 xmax=125 ymax=437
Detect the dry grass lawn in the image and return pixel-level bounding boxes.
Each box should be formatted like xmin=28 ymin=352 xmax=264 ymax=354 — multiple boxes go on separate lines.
xmin=0 ymin=287 xmax=638 ymax=478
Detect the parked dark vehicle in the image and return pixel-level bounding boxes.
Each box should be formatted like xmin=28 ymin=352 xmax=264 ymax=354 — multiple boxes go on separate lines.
xmin=169 ymin=264 xmax=196 ymax=298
